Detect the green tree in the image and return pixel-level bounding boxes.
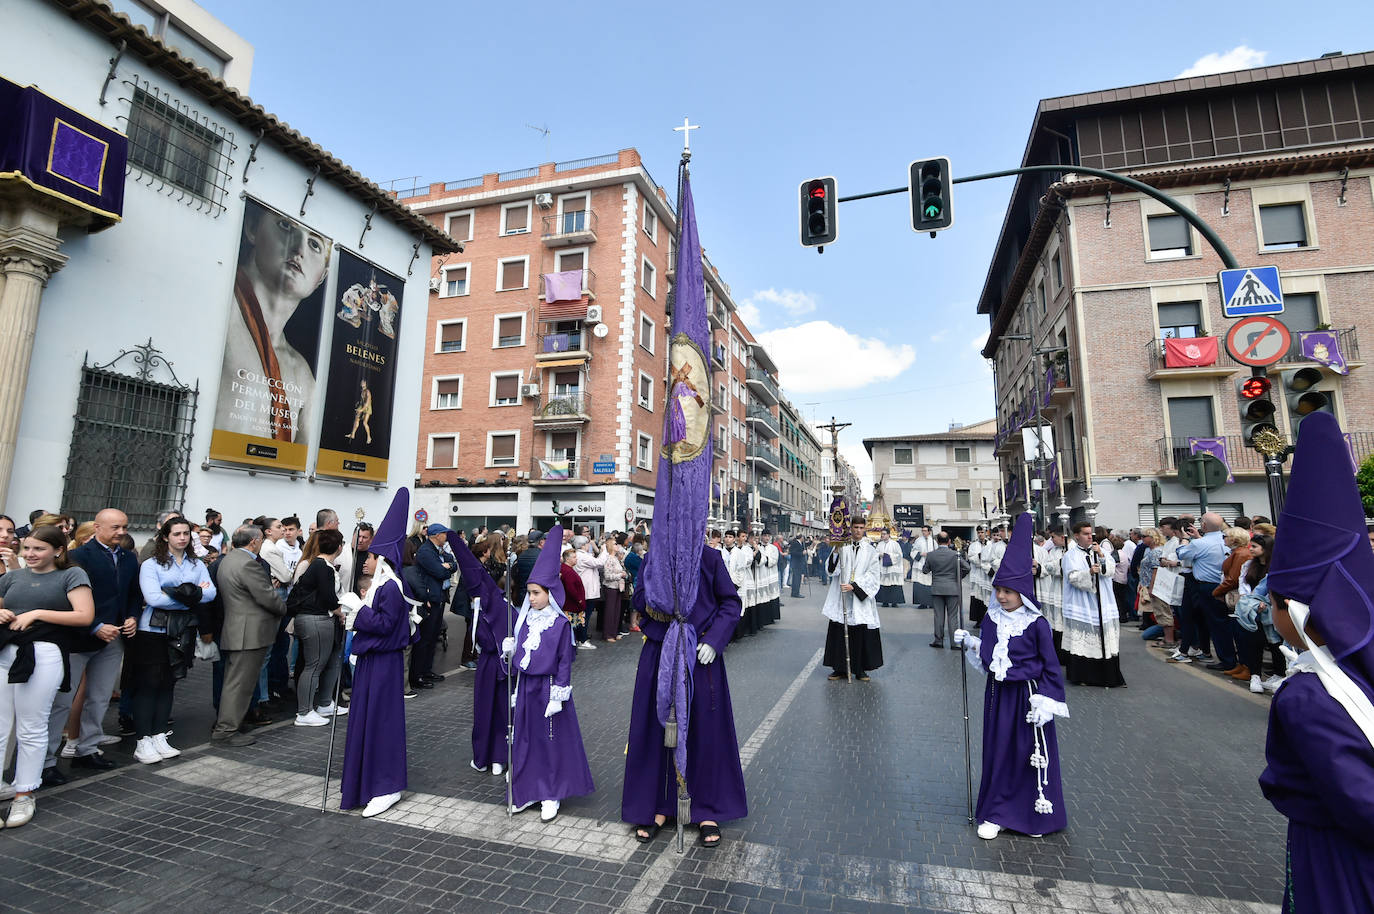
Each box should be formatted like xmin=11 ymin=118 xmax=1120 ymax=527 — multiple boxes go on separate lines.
xmin=1357 ymin=452 xmax=1374 ymax=517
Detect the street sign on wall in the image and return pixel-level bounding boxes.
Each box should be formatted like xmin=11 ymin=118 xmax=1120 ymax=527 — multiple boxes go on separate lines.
xmin=892 ymin=504 xmax=925 ymax=527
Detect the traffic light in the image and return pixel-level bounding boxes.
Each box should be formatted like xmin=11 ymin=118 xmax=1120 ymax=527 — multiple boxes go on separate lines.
xmin=1237 ymin=372 xmax=1279 ymax=447
xmin=1282 ymin=367 xmax=1333 ymax=437
xmin=909 ymin=156 xmax=954 ymax=235
xmin=799 ymin=177 xmax=837 ymax=250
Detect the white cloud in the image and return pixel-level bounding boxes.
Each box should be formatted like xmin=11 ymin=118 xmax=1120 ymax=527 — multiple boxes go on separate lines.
xmin=740 ymin=288 xmax=817 ymax=330
xmin=757 ymin=320 xmax=916 ymax=394
xmin=1176 ymin=46 xmax=1266 ymax=78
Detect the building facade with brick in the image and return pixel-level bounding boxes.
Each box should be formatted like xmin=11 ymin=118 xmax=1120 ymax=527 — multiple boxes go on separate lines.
xmin=980 ymin=52 xmax=1374 ymax=529
xmin=864 ymin=419 xmax=999 ymax=540
xmin=402 ymin=149 xmax=783 ymax=534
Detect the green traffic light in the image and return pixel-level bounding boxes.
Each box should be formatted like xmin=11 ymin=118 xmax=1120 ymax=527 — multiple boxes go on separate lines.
xmin=924 ymin=204 xmax=941 ymax=218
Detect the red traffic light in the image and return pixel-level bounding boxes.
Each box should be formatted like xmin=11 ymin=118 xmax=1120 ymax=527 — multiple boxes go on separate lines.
xmin=809 ymin=184 xmax=827 ymax=199
xmin=1240 ymin=376 xmax=1272 ymax=399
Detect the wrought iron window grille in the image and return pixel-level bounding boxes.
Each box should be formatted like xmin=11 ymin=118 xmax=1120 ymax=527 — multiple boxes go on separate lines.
xmin=119 ymin=78 xmax=236 ymax=216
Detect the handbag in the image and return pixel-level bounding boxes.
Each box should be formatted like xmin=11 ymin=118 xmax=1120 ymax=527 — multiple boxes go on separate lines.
xmin=1151 ymin=567 xmax=1184 ymax=605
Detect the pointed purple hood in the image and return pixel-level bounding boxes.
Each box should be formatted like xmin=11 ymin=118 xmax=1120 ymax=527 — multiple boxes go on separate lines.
xmin=528 ymin=525 xmax=565 ymax=608
xmin=1269 ymin=412 xmax=1374 ymax=701
xmin=993 ymin=512 xmax=1038 ymax=610
xmin=369 ymin=488 xmax=410 ymax=570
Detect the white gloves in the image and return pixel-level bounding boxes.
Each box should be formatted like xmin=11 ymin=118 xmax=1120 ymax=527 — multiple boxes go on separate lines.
xmin=501 ymin=637 xmax=516 ymax=660
xmin=953 ymin=629 xmax=969 ymax=647
xmin=544 ymin=699 xmax=563 ymax=718
xmin=340 ymin=593 xmax=363 ymax=631
xmin=1026 ymin=705 xmax=1054 ymax=727
xmin=696 ymin=642 xmax=717 ymax=665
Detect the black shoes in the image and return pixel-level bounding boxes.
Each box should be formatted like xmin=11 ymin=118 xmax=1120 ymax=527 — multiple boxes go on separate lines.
xmin=929 ymin=641 xmax=944 ymax=649
xmin=72 ymin=752 xmax=118 ymax=771
xmin=117 ymin=715 xmax=136 ymax=737
xmin=411 ymin=680 xmax=435 ymax=690
xmin=41 ymin=766 xmax=70 ymax=787
xmin=421 ymin=673 xmax=445 ymax=684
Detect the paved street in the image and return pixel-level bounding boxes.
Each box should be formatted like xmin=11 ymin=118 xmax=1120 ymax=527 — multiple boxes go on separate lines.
xmin=7 ymin=583 xmax=1285 ymax=913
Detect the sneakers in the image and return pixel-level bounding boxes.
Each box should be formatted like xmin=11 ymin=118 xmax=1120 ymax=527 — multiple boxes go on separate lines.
xmin=295 ymin=710 xmax=329 ymax=727
xmin=96 ymin=734 xmax=122 ymax=747
xmin=469 ymin=760 xmax=487 ymax=772
xmin=60 ymin=738 xmax=78 ymax=759
xmin=1166 ymin=651 xmax=1192 ymax=664
xmin=1249 ymin=675 xmax=1265 ymax=694
xmin=575 ymin=642 xmax=596 ymax=651
xmin=133 ymin=737 xmax=163 ymax=765
xmin=491 ymin=762 xmax=504 ymax=776
xmin=150 ymin=734 xmax=180 ymax=759
xmin=0 ymin=783 xmax=15 ymax=801
xmin=1196 ymin=652 xmax=1214 ymax=662
xmin=1262 ymin=675 xmax=1285 ymax=692
xmin=403 ymin=689 xmax=418 ymax=700
xmin=360 ymin=791 xmax=402 ymax=818
xmin=316 ymin=703 xmax=347 ymax=717
xmin=976 ymin=821 xmax=1001 ymax=840
xmin=540 ymin=799 xmax=560 ymax=822
xmin=5 ymin=794 xmax=35 ymax=828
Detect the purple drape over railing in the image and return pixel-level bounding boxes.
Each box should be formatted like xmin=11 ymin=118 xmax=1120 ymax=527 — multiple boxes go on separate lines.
xmin=643 ymin=173 xmax=710 ymax=780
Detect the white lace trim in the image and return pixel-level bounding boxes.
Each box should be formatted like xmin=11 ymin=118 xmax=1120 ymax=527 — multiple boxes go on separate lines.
xmin=987 ymin=604 xmax=1039 ymax=682
xmin=550 ymin=684 xmax=572 ymax=702
xmin=519 ymin=606 xmax=559 ymax=671
xmin=1029 ymin=692 xmax=1070 ymax=720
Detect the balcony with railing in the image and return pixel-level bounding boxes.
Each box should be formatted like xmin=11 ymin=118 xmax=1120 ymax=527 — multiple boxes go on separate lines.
xmin=533 ymin=391 xmax=592 ymax=426
xmin=747 ymin=441 xmax=781 ymax=469
xmin=541 ymin=208 xmax=598 ymax=246
xmin=536 ymin=328 xmax=589 ymax=360
xmin=539 ymin=268 xmax=596 ymax=302
xmin=1274 ymin=326 xmax=1361 ymax=370
xmin=757 ymin=478 xmax=781 ymax=504
xmin=713 ymin=435 xmax=727 ymax=459
xmin=746 ymin=366 xmax=780 ymax=406
xmin=1146 ymin=336 xmax=1239 ymax=379
xmin=530 ymin=455 xmax=583 ymax=482
xmin=711 ymin=390 xmax=728 ymax=414
xmin=711 ymin=342 xmax=727 ymax=370
xmin=709 ymin=302 xmax=728 ymax=330
xmin=746 ymin=404 xmax=779 ymax=439
xmin=1156 ymin=431 xmax=1374 ymax=476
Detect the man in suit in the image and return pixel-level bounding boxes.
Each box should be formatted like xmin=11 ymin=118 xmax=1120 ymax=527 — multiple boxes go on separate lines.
xmin=211 ymin=525 xmax=286 ymax=746
xmin=45 ymin=508 xmax=141 ymax=779
xmin=926 ymin=531 xmax=971 ymax=649
xmin=788 ymin=535 xmax=806 ymax=598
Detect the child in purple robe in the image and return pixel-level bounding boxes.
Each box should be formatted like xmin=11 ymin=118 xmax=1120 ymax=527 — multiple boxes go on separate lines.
xmin=339 ymin=488 xmax=421 ymax=818
xmin=1259 ymin=413 xmax=1374 ymax=913
xmin=500 ymin=525 xmax=594 ymax=822
xmin=451 ymin=533 xmax=513 ymax=778
xmin=956 ymin=512 xmax=1069 ymax=840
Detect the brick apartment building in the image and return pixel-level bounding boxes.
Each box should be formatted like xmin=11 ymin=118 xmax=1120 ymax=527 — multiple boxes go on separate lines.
xmin=981 ymin=52 xmax=1374 ymax=528
xmin=400 ymin=149 xmax=787 ymax=534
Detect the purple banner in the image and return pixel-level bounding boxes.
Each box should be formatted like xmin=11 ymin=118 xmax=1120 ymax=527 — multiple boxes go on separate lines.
xmin=1299 ymin=330 xmax=1348 ymax=375
xmin=1188 ymin=436 xmax=1235 ymax=483
xmin=1042 ymin=367 xmax=1054 ymax=408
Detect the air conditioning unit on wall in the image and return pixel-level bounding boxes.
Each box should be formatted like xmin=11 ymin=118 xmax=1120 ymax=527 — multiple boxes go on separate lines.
xmin=520 ymin=383 xmax=540 ymax=398
xmin=585 ymin=305 xmax=603 ymax=324
xmin=535 ymin=193 xmax=554 ymax=209
xmin=428 ymin=277 xmax=440 ymax=292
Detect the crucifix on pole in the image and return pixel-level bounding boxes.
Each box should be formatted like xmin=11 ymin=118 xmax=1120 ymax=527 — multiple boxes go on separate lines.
xmin=674 ymin=117 xmax=699 ymax=158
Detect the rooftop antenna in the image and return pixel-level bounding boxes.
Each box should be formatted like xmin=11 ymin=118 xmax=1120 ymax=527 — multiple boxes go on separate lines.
xmin=526 ymin=123 xmax=551 ymax=161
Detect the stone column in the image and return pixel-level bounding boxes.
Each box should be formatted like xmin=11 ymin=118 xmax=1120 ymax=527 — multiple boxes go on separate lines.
xmin=0 ymin=207 xmax=67 ymax=511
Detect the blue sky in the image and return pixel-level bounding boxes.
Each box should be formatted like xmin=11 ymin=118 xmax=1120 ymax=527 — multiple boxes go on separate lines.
xmin=202 ymin=0 xmax=1370 ymax=487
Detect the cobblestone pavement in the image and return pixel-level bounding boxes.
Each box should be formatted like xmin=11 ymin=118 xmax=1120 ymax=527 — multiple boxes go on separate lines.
xmin=5 ymin=582 xmax=1286 ymax=913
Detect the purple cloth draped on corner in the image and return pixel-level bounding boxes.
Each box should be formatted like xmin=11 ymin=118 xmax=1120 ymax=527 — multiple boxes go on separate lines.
xmin=641 ymin=173 xmax=712 ymax=788
xmin=542 ymin=270 xmax=584 ymax=303
xmin=1188 ymin=436 xmax=1235 ymax=483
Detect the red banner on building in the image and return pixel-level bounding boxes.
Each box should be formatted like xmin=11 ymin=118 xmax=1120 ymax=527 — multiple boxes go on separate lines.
xmin=1163 ymin=336 xmax=1218 ymax=368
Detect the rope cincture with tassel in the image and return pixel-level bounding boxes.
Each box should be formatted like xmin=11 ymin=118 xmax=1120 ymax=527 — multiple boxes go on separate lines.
xmin=1026 ymin=682 xmax=1054 ymax=817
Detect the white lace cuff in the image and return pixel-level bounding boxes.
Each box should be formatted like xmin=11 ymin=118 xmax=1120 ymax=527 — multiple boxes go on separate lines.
xmin=962 ymin=637 xmax=985 ymax=673
xmin=549 ymin=684 xmax=572 ymax=702
xmin=1029 ymin=692 xmax=1070 ymax=720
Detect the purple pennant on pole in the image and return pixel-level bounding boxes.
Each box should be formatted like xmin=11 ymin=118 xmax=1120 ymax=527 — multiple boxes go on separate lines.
xmin=1299 ymin=330 xmax=1348 ymax=375
xmin=1042 ymin=367 xmax=1053 ymax=408
xmin=1188 ymin=437 xmax=1235 ymax=483
xmin=642 ymin=173 xmax=711 ymax=781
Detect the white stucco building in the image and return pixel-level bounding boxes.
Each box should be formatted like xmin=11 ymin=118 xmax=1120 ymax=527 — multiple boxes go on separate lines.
xmin=864 ymin=419 xmax=999 ymax=539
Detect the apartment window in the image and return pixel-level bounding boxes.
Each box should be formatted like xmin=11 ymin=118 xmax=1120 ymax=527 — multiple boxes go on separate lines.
xmin=493 ymin=313 xmax=525 ymax=348
xmin=1147 ymin=214 xmax=1192 ymax=258
xmin=558 ymin=195 xmax=588 ymax=234
xmin=638 ymin=371 xmax=654 ymax=410
xmin=428 ymin=434 xmax=457 ymax=469
xmin=642 ymin=203 xmax=658 ymax=243
xmin=491 ymin=373 xmax=522 ymax=406
xmin=555 ymin=248 xmax=585 ymax=274
xmin=441 ymin=264 xmax=468 ymax=298
xmin=954 ymin=446 xmax=972 ymax=463
xmin=500 ymin=201 xmax=531 ymax=235
xmin=955 ymin=489 xmax=972 ymax=510
xmin=552 ymin=369 xmax=581 ymax=395
xmin=639 ymin=314 xmax=656 ymax=353
xmin=497 ymin=257 xmax=528 ymax=291
xmin=435 ymin=319 xmax=465 ymax=353
xmin=1259 ymin=203 xmax=1308 ymax=250
xmin=1157 ymin=301 xmax=1202 ymax=339
xmin=637 ymin=432 xmax=653 ymax=469
xmin=1167 ymin=396 xmax=1215 ymax=440
xmin=1282 ymin=292 xmax=1321 ymax=333
xmin=487 ymin=432 xmax=518 ymax=467
xmin=444 ymin=210 xmax=473 ymax=241
xmin=641 ymin=257 xmax=656 ymax=297
xmin=1037 ymin=280 xmax=1046 ymax=313
xmin=126 ymin=87 xmax=227 ymax=207
xmin=548 ymin=431 xmax=578 ymax=461
xmin=432 ymin=376 xmax=462 ymax=410
xmin=893 ymin=446 xmax=913 ymax=465
xmin=1052 ymin=252 xmax=1062 ymax=289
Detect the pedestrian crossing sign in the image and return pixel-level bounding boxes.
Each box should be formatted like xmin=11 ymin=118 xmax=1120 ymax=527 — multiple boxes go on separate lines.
xmin=1219 ymin=265 xmax=1284 ymax=318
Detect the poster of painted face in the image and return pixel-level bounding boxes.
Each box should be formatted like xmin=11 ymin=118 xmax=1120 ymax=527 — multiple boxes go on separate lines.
xmin=314 ymin=249 xmax=404 ymax=482
xmin=209 ymin=197 xmax=332 ymax=471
